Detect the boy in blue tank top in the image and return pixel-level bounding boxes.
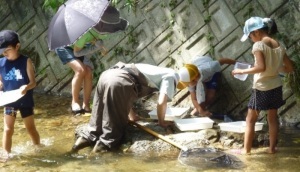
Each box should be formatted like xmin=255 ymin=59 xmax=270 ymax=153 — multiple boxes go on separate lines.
xmin=0 ymin=30 xmax=40 ymax=162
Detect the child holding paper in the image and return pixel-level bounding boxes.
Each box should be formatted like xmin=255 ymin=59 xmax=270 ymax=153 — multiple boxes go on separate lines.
xmin=0 ymin=30 xmax=40 ymax=162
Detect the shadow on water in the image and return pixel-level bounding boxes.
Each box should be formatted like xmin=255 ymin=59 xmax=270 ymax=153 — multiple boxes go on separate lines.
xmin=0 ymin=94 xmax=300 ymax=171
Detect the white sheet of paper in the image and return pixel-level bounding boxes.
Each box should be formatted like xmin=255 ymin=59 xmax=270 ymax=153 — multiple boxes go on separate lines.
xmin=0 ymin=89 xmax=24 ymax=106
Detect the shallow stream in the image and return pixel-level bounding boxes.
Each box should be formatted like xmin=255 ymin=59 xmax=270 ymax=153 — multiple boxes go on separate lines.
xmin=0 ymin=94 xmax=299 ymax=171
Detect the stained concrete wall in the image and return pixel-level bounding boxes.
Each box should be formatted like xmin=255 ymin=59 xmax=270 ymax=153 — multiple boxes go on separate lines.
xmin=0 ymin=0 xmax=299 ymax=123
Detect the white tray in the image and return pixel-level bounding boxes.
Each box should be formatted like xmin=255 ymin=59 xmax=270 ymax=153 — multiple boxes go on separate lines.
xmin=218 ymin=121 xmax=264 ymax=133
xmin=174 ymin=117 xmax=214 ymax=131
xmin=234 ymin=62 xmax=251 ymax=81
xmin=148 ymin=107 xmax=189 ymax=121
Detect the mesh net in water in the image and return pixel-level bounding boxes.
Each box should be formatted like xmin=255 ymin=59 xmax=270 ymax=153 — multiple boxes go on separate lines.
xmin=178 ymin=148 xmax=245 ymax=170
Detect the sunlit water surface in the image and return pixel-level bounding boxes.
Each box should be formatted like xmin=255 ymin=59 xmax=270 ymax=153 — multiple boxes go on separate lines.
xmin=0 ymin=94 xmax=299 ymax=172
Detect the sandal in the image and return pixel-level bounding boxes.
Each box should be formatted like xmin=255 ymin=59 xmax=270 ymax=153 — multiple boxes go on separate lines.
xmin=72 ymin=109 xmax=84 ymax=116
xmin=83 ymin=109 xmax=92 ymax=113
xmin=71 ymin=104 xmax=84 ymax=116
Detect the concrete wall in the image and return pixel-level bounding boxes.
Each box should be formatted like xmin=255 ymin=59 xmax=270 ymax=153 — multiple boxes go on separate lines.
xmin=1 ymin=0 xmax=299 ymax=123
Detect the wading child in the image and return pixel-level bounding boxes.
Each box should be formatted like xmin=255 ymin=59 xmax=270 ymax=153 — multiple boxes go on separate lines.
xmin=232 ymin=17 xmax=294 ymax=154
xmin=55 ymin=6 xmax=128 ymax=116
xmin=0 ymin=30 xmax=40 ymax=162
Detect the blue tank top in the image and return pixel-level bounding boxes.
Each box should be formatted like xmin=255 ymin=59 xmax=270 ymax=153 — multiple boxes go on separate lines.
xmin=0 ymin=55 xmax=34 ymax=107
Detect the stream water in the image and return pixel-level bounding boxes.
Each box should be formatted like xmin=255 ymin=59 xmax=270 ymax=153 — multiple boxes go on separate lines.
xmin=0 ymin=94 xmax=299 ymax=171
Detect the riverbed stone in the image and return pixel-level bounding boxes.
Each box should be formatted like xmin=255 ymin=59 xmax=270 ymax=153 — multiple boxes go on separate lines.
xmin=75 ymin=120 xmax=271 ymax=156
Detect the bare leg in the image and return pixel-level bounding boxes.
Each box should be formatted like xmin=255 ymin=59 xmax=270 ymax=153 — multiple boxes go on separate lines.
xmin=67 ymin=60 xmax=86 ymax=111
xmin=206 ymin=88 xmax=216 ymax=105
xmin=82 ymin=65 xmax=93 ymax=112
xmin=243 ymin=109 xmax=258 ymax=154
xmin=218 ymin=58 xmax=236 ymax=65
xmin=267 ymin=109 xmax=278 ymax=154
xmin=2 ymin=115 xmax=15 ymax=161
xmin=23 ymin=115 xmax=40 ymax=145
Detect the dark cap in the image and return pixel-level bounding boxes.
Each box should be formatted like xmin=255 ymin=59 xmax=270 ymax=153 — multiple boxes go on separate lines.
xmin=0 ymin=30 xmax=19 ymax=54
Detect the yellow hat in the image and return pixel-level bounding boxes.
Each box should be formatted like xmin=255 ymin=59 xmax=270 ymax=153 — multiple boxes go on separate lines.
xmin=177 ymin=64 xmax=199 ymax=89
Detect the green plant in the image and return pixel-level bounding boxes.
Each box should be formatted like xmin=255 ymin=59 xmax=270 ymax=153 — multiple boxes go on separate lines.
xmin=166 ymin=56 xmax=176 ymax=68
xmin=283 ymin=42 xmax=300 ymax=100
xmin=43 ymin=0 xmax=139 ymax=13
xmin=246 ymin=6 xmax=255 ymax=18
xmin=43 ymin=0 xmax=65 ymax=12
xmin=279 ymin=1 xmax=300 ymax=100
xmin=114 ymin=46 xmax=124 ymax=56
xmin=202 ymin=0 xmax=214 ymax=57
xmin=112 ymin=0 xmax=138 ymax=13
xmin=286 ymin=59 xmax=300 ymax=99
xmin=169 ymin=12 xmax=176 ymax=26
xmin=126 ymin=26 xmax=139 ymax=49
xmin=169 ymin=0 xmax=178 ymax=9
xmin=205 ymin=32 xmax=215 ymax=55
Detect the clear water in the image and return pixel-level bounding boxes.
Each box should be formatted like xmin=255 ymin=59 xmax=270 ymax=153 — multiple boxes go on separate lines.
xmin=0 ymin=94 xmax=300 ymax=172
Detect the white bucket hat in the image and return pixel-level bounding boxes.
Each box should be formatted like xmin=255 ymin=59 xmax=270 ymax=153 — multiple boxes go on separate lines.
xmin=240 ymin=17 xmax=267 ymax=42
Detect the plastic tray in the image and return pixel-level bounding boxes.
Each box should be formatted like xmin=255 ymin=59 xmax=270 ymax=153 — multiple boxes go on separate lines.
xmin=174 ymin=117 xmax=214 ymax=131
xmin=218 ymin=121 xmax=264 ymax=133
xmin=148 ymin=107 xmax=189 ymax=121
xmin=234 ymin=62 xmax=251 ymax=81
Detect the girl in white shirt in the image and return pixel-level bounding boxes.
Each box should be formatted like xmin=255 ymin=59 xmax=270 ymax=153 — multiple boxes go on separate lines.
xmin=232 ymin=17 xmax=294 ymax=154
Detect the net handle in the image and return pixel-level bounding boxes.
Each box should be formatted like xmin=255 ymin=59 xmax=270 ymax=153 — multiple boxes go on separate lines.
xmin=129 ymin=121 xmax=188 ymax=151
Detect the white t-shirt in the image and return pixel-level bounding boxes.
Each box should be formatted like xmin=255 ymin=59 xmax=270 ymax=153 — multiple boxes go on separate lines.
xmin=135 ymin=64 xmax=178 ymax=101
xmin=252 ymin=41 xmax=285 ymax=91
xmin=191 ymin=55 xmax=221 ymax=82
xmin=188 ymin=56 xmax=221 ymax=103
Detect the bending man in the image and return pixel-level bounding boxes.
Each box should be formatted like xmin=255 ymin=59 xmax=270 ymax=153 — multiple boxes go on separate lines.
xmin=72 ymin=62 xmax=180 ymax=152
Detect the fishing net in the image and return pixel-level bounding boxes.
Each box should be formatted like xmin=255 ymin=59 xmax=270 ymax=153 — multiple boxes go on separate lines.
xmin=178 ymin=148 xmax=245 ymax=170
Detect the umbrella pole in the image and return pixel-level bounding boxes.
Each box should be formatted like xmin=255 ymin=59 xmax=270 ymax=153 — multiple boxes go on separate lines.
xmin=129 ymin=121 xmax=188 ymax=151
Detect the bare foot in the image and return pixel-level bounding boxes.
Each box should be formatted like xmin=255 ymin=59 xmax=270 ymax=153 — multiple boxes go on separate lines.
xmin=230 ymin=149 xmax=251 ymax=155
xmin=0 ymin=153 xmax=9 ymax=163
xmin=267 ymin=148 xmax=277 ymax=154
xmin=128 ymin=114 xmax=140 ymax=122
xmin=33 ymin=144 xmax=46 ymax=153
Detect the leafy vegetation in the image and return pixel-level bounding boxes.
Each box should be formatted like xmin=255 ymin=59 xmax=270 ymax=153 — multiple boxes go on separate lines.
xmin=43 ymin=0 xmax=65 ymax=12
xmin=278 ymin=1 xmax=300 ymax=100
xmin=43 ymin=0 xmax=138 ymax=13
xmin=202 ymin=0 xmax=214 ymax=56
xmin=111 ymin=0 xmax=139 ymax=13
xmin=282 ymin=41 xmax=300 ymax=100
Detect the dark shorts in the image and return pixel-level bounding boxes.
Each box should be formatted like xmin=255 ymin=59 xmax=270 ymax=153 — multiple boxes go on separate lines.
xmin=248 ymin=86 xmax=284 ymax=110
xmin=4 ymin=107 xmax=34 ymax=118
xmin=204 ymin=72 xmax=221 ymax=89
xmin=55 ymin=47 xmax=84 ymax=65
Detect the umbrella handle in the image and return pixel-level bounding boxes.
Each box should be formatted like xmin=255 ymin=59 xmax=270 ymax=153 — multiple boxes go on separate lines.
xmin=129 ymin=121 xmax=188 ymax=151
